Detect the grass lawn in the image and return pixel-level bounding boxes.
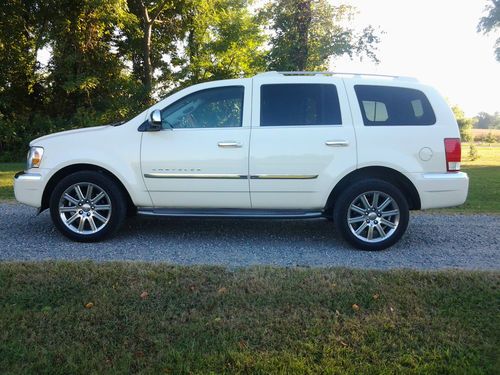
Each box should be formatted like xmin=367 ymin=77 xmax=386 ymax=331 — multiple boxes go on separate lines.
xmin=0 ymin=262 xmax=498 ymax=374
xmin=444 ymin=145 xmax=500 ymax=214
xmin=0 ymin=163 xmax=24 ymax=201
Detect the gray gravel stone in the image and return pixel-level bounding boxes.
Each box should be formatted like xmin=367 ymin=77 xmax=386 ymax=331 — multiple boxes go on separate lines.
xmin=1 ymin=203 xmax=499 ymax=270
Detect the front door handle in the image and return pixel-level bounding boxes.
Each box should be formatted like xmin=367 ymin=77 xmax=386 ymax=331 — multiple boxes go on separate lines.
xmin=325 ymin=140 xmax=349 ymax=147
xmin=218 ymin=141 xmax=242 ymax=148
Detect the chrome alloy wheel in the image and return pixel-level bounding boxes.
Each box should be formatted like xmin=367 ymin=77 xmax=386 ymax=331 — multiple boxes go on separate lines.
xmin=58 ymin=182 xmax=112 ymax=235
xmin=347 ymin=190 xmax=400 ymax=243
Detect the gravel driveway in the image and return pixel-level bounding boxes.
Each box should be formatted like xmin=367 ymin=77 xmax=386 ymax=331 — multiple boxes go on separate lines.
xmin=1 ymin=203 xmax=499 ymax=270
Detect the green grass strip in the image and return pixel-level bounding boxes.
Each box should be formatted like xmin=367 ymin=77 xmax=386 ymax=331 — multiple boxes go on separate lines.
xmin=0 ymin=262 xmax=498 ymax=374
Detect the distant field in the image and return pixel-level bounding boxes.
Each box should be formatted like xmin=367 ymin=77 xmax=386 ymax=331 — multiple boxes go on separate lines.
xmin=472 ymin=128 xmax=500 ymax=137
xmin=472 ymin=128 xmax=500 ymax=143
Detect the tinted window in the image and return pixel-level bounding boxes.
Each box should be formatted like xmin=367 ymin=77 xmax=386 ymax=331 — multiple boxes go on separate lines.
xmin=261 ymin=84 xmax=342 ymax=126
xmin=354 ymin=85 xmax=436 ymax=126
xmin=161 ymin=86 xmax=244 ymax=129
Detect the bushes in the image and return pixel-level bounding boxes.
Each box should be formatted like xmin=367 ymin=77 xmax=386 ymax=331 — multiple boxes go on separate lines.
xmin=0 ymin=105 xmax=144 ymax=162
xmin=468 ymin=143 xmax=480 ymax=161
xmin=0 ymin=79 xmax=147 ymax=162
xmin=0 ymin=113 xmax=75 ymax=161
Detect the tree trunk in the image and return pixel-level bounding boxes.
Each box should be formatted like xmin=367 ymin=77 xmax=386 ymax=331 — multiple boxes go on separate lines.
xmin=137 ymin=0 xmax=170 ymax=102
xmin=138 ymin=1 xmax=153 ymax=102
xmin=295 ymin=0 xmax=312 ymax=70
xmin=142 ymin=21 xmax=153 ymax=99
xmin=187 ymin=25 xmax=199 ymax=83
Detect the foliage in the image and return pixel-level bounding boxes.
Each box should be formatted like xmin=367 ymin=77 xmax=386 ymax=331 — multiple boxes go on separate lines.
xmin=172 ymin=0 xmax=267 ymax=88
xmin=263 ymin=0 xmax=381 ymax=70
xmin=452 ymin=105 xmax=475 ymax=142
xmin=475 ymin=111 xmax=500 ymax=129
xmin=46 ymin=0 xmax=141 ymax=118
xmin=485 ymin=131 xmax=498 ymax=143
xmin=0 ymin=0 xmax=380 ymax=161
xmin=120 ymin=0 xmax=186 ymax=102
xmin=468 ymin=143 xmax=479 ymax=161
xmin=478 ymin=0 xmax=500 ymax=61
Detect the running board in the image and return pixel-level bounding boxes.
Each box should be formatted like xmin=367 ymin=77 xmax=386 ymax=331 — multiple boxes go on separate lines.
xmin=137 ymin=208 xmax=323 ymax=219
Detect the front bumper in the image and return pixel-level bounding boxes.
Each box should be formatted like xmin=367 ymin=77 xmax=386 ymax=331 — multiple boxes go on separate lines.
xmin=14 ymin=170 xmax=46 ymax=208
xmin=409 ymin=172 xmax=469 ymax=209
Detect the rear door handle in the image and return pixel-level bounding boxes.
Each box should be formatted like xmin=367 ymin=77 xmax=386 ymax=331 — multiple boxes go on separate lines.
xmin=325 ymin=140 xmax=349 ymax=147
xmin=218 ymin=141 xmax=242 ymax=148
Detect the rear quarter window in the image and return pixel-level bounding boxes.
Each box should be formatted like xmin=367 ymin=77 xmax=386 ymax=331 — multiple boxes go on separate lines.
xmin=260 ymin=84 xmax=342 ymax=126
xmin=354 ymin=85 xmax=436 ymax=126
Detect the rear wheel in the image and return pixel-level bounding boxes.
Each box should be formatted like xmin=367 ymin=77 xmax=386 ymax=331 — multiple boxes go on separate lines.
xmin=49 ymin=171 xmax=126 ymax=242
xmin=333 ymin=179 xmax=409 ymax=251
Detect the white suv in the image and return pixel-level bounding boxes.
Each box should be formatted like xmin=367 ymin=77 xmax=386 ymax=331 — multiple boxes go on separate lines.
xmin=14 ymin=71 xmax=468 ymax=250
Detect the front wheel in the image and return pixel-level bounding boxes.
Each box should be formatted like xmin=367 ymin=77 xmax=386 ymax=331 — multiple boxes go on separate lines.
xmin=333 ymin=179 xmax=409 ymax=251
xmin=49 ymin=171 xmax=126 ymax=242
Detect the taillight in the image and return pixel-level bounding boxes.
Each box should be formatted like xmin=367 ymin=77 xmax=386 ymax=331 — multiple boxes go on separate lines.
xmin=444 ymin=138 xmax=461 ymax=172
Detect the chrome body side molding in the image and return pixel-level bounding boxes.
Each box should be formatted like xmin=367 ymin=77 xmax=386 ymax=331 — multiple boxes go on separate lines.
xmin=144 ymin=173 xmax=318 ymax=180
xmin=249 ymin=174 xmax=318 ymax=180
xmin=144 ymin=173 xmax=247 ymax=179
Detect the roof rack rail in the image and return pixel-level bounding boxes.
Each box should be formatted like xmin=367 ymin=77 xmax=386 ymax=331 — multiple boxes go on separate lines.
xmin=254 ymin=71 xmax=418 ymax=81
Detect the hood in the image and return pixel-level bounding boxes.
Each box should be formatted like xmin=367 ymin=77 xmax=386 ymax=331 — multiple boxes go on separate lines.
xmin=30 ymin=125 xmax=111 ymax=146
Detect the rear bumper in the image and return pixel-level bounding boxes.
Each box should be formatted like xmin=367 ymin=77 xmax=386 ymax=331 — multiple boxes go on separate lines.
xmin=14 ymin=170 xmax=46 ymax=208
xmin=409 ymin=172 xmax=469 ymax=209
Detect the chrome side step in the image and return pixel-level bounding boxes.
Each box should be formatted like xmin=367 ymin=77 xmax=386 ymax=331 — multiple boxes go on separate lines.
xmin=137 ymin=208 xmax=323 ymax=219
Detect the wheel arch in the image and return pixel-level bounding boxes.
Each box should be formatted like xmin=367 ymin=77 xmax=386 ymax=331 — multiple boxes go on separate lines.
xmin=324 ymin=166 xmax=421 ymax=213
xmin=40 ymin=163 xmax=136 ymax=214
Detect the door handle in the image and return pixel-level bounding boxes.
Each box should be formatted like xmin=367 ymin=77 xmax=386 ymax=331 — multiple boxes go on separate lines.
xmin=218 ymin=141 xmax=242 ymax=148
xmin=325 ymin=140 xmax=349 ymax=147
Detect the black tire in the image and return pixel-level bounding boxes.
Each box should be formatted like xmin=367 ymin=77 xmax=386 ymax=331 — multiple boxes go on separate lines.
xmin=49 ymin=171 xmax=127 ymax=242
xmin=333 ymin=179 xmax=409 ymax=251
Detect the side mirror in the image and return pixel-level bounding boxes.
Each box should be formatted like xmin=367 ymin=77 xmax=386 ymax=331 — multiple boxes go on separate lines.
xmin=148 ymin=109 xmax=162 ymax=131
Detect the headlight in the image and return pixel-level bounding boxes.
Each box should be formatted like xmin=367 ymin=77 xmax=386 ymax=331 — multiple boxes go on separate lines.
xmin=27 ymin=146 xmax=44 ymax=169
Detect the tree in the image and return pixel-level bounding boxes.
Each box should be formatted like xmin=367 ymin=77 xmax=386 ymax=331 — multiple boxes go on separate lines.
xmin=121 ymin=0 xmax=185 ymax=102
xmin=173 ymin=0 xmax=266 ymax=87
xmin=452 ymin=105 xmax=479 ymax=160
xmin=475 ymin=111 xmax=500 ymax=129
xmin=0 ymin=0 xmax=50 ymax=120
xmin=46 ymin=0 xmax=134 ymax=120
xmin=0 ymin=0 xmax=386 ymax=161
xmin=452 ymin=106 xmax=475 ymax=142
xmin=0 ymin=0 xmax=53 ymax=159
xmin=478 ymin=0 xmax=499 ymax=61
xmin=263 ymin=0 xmax=380 ymax=71
xmin=485 ymin=131 xmax=497 ymax=143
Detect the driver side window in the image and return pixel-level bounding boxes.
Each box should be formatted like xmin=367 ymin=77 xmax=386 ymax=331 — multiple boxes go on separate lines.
xmin=161 ymin=86 xmax=244 ymax=129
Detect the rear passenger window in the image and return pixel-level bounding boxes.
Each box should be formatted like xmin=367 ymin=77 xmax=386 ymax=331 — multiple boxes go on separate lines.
xmin=354 ymin=85 xmax=436 ymax=126
xmin=261 ymin=84 xmax=342 ymax=126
